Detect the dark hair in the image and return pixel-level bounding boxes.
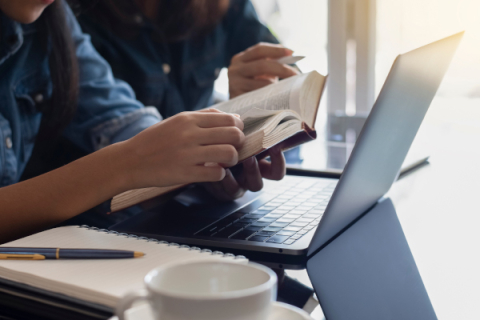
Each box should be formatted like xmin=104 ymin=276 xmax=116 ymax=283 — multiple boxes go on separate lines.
xmin=83 ymin=0 xmax=229 ymax=42
xmin=37 ymin=0 xmax=79 ymax=140
xmin=154 ymin=0 xmax=230 ymax=41
xmin=20 ymin=0 xmax=80 ymax=180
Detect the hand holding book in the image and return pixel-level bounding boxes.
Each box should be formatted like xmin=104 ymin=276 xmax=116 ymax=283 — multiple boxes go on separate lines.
xmin=201 ymin=145 xmax=286 ymax=201
xmin=122 ymin=108 xmax=245 ymax=190
xmin=111 ymin=71 xmax=327 ymax=212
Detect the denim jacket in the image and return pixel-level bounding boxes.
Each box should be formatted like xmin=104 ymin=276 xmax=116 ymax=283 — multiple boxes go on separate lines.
xmin=77 ymin=0 xmax=278 ymax=118
xmin=0 ymin=5 xmax=161 ymax=187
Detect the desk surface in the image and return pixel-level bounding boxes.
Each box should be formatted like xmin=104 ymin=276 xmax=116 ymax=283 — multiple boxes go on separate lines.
xmin=287 ymin=96 xmax=480 ymax=320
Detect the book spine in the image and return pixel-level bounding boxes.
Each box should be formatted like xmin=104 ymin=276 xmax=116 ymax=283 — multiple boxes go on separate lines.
xmin=77 ymin=225 xmax=247 ymax=260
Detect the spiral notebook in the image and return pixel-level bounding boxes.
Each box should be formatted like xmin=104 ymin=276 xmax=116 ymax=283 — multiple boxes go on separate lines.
xmin=0 ymin=226 xmax=246 ymax=313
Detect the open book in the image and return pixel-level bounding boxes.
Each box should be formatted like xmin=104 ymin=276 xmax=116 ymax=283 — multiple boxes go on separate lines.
xmin=111 ymin=71 xmax=327 ymax=212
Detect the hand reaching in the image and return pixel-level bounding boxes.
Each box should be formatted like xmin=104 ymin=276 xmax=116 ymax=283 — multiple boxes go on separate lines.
xmin=228 ymin=43 xmax=299 ymax=99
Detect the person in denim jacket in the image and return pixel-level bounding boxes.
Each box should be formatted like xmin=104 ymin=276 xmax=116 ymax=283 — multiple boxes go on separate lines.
xmin=78 ymin=0 xmax=298 ymax=114
xmin=0 ymin=0 xmax=285 ymax=243
xmin=77 ymin=0 xmax=302 ymax=164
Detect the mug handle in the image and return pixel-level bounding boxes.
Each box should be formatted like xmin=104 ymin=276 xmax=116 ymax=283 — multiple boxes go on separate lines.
xmin=116 ymin=289 xmax=150 ymax=320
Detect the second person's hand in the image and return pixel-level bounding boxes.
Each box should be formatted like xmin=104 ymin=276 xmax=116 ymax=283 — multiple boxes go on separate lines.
xmin=201 ymin=145 xmax=286 ymax=201
xmin=228 ymin=42 xmax=300 ymax=99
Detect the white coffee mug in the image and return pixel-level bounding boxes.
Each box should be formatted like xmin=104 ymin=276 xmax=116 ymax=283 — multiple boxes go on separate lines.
xmin=116 ymin=260 xmax=277 ymax=320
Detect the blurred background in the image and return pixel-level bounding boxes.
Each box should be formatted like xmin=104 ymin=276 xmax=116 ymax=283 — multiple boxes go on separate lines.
xmin=215 ymin=0 xmax=480 ymax=170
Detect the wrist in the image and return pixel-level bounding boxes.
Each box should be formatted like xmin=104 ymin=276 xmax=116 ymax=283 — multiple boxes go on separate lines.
xmin=102 ymin=140 xmax=138 ymax=193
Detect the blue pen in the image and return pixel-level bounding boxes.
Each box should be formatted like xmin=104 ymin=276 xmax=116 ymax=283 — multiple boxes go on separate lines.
xmin=0 ymin=247 xmax=144 ymax=260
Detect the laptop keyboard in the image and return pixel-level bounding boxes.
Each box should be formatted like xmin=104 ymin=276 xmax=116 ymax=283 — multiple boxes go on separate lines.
xmin=195 ymin=179 xmax=337 ymax=245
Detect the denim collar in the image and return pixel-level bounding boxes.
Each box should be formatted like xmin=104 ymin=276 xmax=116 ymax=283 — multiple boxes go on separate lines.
xmin=0 ymin=12 xmax=38 ymax=65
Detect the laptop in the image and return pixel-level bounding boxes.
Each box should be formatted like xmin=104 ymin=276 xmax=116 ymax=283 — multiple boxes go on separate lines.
xmin=112 ymin=32 xmax=463 ymax=265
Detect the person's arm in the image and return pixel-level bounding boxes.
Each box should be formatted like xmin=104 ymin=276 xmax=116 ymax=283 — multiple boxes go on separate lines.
xmin=0 ymin=140 xmax=129 ymax=243
xmin=62 ymin=3 xmax=160 ymax=154
xmin=0 ymin=110 xmax=244 ymax=243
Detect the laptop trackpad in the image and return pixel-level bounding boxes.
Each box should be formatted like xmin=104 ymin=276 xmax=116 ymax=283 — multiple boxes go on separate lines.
xmin=113 ymin=186 xmax=262 ymax=237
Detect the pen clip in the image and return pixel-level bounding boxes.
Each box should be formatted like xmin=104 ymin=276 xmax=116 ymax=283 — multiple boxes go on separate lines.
xmin=0 ymin=254 xmax=46 ymax=260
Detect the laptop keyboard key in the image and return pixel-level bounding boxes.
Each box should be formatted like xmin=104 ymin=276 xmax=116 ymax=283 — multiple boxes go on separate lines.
xmin=245 ymin=214 xmax=266 ymax=219
xmin=269 ymin=222 xmax=289 ymax=228
xmin=262 ymin=226 xmax=282 ymax=232
xmin=248 ymin=235 xmax=270 ymax=242
xmin=284 ymin=226 xmax=302 ymax=232
xmin=276 ymin=230 xmax=296 ymax=236
xmin=289 ymin=202 xmax=303 ymax=206
xmin=290 ymin=222 xmax=309 ymax=227
xmin=283 ymin=214 xmax=301 ymax=219
xmin=302 ymin=202 xmax=317 ymax=207
xmin=267 ymin=235 xmax=290 ymax=244
xmin=299 ymin=203 xmax=315 ymax=208
xmin=265 ymin=213 xmax=283 ymax=219
xmin=257 ymin=230 xmax=276 ymax=236
xmin=282 ymin=213 xmax=300 ymax=221
xmin=272 ymin=209 xmax=289 ymax=214
xmin=244 ymin=225 xmax=264 ymax=232
xmin=258 ymin=218 xmax=277 ymax=223
xmin=251 ymin=221 xmax=270 ymax=227
xmin=284 ymin=239 xmax=296 ymax=245
xmin=290 ymin=210 xmax=308 ymax=215
xmin=258 ymin=206 xmax=277 ymax=211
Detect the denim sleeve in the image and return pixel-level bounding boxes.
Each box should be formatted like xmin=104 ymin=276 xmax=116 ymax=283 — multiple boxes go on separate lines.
xmin=0 ymin=113 xmax=17 ymax=186
xmin=62 ymin=4 xmax=161 ymax=152
xmin=225 ymin=0 xmax=280 ymax=62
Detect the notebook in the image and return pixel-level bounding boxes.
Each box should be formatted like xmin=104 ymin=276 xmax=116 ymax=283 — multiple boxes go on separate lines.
xmin=0 ymin=226 xmax=246 ymax=309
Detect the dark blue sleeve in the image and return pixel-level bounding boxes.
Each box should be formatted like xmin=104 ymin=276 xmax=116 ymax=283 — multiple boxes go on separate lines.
xmin=62 ymin=4 xmax=161 ymax=152
xmin=225 ymin=0 xmax=280 ymax=62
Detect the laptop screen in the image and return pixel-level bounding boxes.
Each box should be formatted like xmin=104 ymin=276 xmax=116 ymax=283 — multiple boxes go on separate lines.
xmin=308 ymin=32 xmax=464 ymax=257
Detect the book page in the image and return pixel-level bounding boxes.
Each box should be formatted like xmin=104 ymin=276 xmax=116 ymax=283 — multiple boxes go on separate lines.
xmin=215 ymin=75 xmax=305 ymax=118
xmin=240 ymin=108 xmax=283 ymax=122
xmin=299 ymin=71 xmax=327 ymax=128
